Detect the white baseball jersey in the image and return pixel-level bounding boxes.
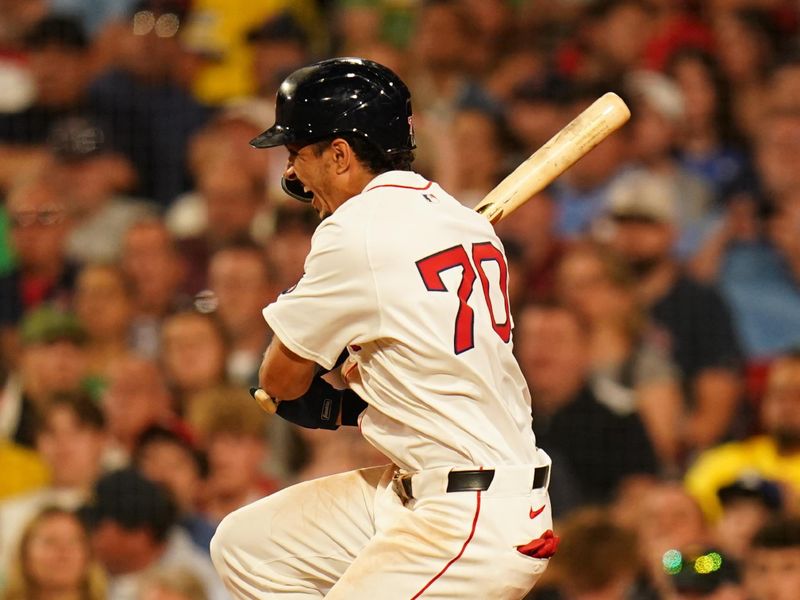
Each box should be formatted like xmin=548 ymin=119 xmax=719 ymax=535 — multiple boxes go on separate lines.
xmin=263 ymin=170 xmax=537 ymax=472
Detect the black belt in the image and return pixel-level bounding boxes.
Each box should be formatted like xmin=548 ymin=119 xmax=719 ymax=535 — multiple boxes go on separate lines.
xmin=396 ymin=465 xmax=549 ymax=502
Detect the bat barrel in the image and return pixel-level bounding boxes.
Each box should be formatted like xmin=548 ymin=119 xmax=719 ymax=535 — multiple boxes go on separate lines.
xmin=474 ymin=92 xmax=631 ymax=224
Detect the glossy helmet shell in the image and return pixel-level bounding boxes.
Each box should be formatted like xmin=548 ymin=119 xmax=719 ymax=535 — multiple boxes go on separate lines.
xmin=250 ymin=57 xmax=415 ymax=155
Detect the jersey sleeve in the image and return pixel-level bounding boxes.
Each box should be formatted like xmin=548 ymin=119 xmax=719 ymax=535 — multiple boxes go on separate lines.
xmin=262 ymin=214 xmax=379 ymax=370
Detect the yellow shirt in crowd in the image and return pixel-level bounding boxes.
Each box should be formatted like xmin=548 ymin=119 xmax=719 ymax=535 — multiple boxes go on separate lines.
xmin=685 ymin=435 xmax=800 ymax=521
xmin=0 ymin=442 xmax=49 ymax=500
xmin=189 ymin=0 xmax=325 ymax=103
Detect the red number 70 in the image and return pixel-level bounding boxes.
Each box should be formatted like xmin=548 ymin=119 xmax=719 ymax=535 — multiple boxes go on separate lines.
xmin=416 ymin=242 xmax=511 ymax=354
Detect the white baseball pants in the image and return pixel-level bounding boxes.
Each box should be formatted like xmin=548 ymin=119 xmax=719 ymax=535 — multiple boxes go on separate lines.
xmin=211 ymin=453 xmax=554 ymax=599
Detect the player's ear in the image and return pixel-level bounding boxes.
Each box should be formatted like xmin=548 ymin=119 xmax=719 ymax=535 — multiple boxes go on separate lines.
xmin=329 ymin=138 xmax=352 ymax=174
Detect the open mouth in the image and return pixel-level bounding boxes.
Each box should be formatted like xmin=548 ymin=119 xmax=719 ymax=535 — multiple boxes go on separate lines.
xmin=281 ymin=176 xmax=314 ymax=202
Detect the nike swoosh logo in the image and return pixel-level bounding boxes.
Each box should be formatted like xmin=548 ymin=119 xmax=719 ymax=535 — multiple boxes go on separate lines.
xmin=529 ymin=506 xmax=545 ymax=519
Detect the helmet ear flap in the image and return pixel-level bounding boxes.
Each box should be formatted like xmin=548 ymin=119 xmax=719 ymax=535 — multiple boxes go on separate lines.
xmin=281 ymin=175 xmax=313 ymax=202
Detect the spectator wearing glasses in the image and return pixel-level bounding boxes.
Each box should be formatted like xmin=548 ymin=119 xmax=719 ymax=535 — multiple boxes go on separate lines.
xmin=0 ymin=15 xmax=98 ymax=190
xmin=2 ymin=173 xmax=76 ymax=326
xmin=87 ymin=0 xmax=213 ymax=205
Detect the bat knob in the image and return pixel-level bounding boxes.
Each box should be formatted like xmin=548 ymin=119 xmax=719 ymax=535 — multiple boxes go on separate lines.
xmin=249 ymin=387 xmax=279 ymax=414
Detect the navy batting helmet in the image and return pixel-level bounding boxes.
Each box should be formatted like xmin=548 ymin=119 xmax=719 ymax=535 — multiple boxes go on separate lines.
xmin=251 ymin=57 xmax=415 ymax=201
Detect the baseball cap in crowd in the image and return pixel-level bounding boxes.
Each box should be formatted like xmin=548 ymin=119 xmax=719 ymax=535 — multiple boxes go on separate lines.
xmin=21 ymin=305 xmax=87 ymax=346
xmin=626 ymin=70 xmax=685 ymax=123
xmin=606 ymin=169 xmax=678 ymax=224
xmin=717 ymin=473 xmax=783 ymax=512
xmin=245 ymin=11 xmax=308 ymax=46
xmin=79 ymin=468 xmax=178 ymax=542
xmin=24 ymin=15 xmax=88 ymax=50
xmin=664 ymin=546 xmax=740 ymax=596
xmin=47 ymin=116 xmax=109 ymax=162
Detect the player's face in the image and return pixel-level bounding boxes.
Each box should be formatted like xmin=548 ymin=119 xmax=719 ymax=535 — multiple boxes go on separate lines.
xmin=285 ymin=143 xmax=336 ymax=217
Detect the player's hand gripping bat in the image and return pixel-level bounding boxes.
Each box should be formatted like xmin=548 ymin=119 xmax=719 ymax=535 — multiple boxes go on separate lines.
xmin=250 ymin=92 xmax=631 ymax=414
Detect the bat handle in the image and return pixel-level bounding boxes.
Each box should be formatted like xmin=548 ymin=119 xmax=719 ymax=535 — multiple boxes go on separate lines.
xmin=249 ymin=387 xmax=279 ymax=414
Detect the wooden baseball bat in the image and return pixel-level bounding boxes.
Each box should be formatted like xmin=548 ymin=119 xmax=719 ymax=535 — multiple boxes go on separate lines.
xmin=474 ymin=92 xmax=631 ymax=224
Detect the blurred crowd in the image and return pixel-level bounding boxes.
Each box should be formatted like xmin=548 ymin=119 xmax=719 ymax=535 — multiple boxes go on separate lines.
xmin=0 ymin=0 xmax=800 ymax=598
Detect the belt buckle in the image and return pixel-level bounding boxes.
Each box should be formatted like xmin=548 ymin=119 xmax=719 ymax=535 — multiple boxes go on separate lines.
xmin=392 ymin=472 xmax=413 ymax=504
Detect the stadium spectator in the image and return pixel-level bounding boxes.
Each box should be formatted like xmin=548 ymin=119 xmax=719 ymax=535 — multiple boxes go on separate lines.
xmin=712 ymin=8 xmax=782 ymax=140
xmin=515 ymin=301 xmax=658 ymax=510
xmin=262 ymin=204 xmax=316 ymax=296
xmin=634 ymin=480 xmax=709 ymax=597
xmin=406 ymin=0 xmax=493 ymax=175
xmin=712 ymin=475 xmax=783 ymax=561
xmin=133 ymin=425 xmax=214 ymax=554
xmin=766 ymin=51 xmax=800 ymax=112
xmin=245 ymin=11 xmax=310 ymax=100
xmin=754 ymin=108 xmax=800 ymax=206
xmin=434 ymin=101 xmax=513 ymax=209
xmin=554 ymin=0 xmax=654 ymax=81
xmin=664 ymin=545 xmax=744 ymax=600
xmin=0 ymin=393 xmax=105 ymax=566
xmin=72 ymin=263 xmax=135 ymax=384
xmin=693 ymin=188 xmax=800 ymax=360
xmin=0 ymin=506 xmax=106 ymax=600
xmin=207 ymin=243 xmax=273 ymax=386
xmin=685 ymin=349 xmax=800 ymax=521
xmin=666 ymin=48 xmax=750 ymax=202
xmin=87 ymin=1 xmax=213 ymax=204
xmin=3 ymin=173 xmax=76 ymax=319
xmin=602 ymin=173 xmax=744 ymax=453
xmin=495 ymin=189 xmax=564 ymax=305
xmin=101 ymin=356 xmax=176 ymax=468
xmin=506 ymin=74 xmax=570 ymax=157
xmin=743 ymin=517 xmax=800 ymax=600
xmin=556 ymin=241 xmax=684 ymax=469
xmin=624 ymin=70 xmax=717 ymax=257
xmin=159 ymin=311 xmax=228 ymax=415
xmin=524 ymin=507 xmax=647 ymax=600
xmin=0 ymin=15 xmax=96 ymax=189
xmin=175 ymin=158 xmax=265 ymax=294
xmin=167 ymin=102 xmax=274 ymax=244
xmin=47 ymin=116 xmax=155 ymax=265
xmin=121 ymin=219 xmax=188 ymax=359
xmin=187 ymin=386 xmax=278 ymax=524
xmin=14 ymin=306 xmax=90 ymax=445
xmin=79 ymin=468 xmax=226 ymax=600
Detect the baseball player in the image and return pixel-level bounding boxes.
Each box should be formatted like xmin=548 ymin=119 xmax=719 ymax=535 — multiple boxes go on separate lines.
xmin=210 ymin=57 xmax=556 ymax=599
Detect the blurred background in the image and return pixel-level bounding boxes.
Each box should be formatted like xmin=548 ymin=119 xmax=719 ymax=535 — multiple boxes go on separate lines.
xmin=0 ymin=1 xmax=800 ymax=598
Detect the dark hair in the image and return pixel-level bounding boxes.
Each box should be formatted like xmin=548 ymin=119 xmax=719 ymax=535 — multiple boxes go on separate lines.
xmin=751 ymin=517 xmax=800 ymax=549
xmin=667 ymin=47 xmax=742 ymax=146
xmin=34 ymin=392 xmax=106 ymax=436
xmin=312 ymin=135 xmax=415 ymax=175
xmin=79 ymin=468 xmax=178 ymax=542
xmin=133 ymin=425 xmax=209 ymax=479
xmin=24 ymin=15 xmax=88 ymax=50
xmin=586 ymin=0 xmax=653 ymax=21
